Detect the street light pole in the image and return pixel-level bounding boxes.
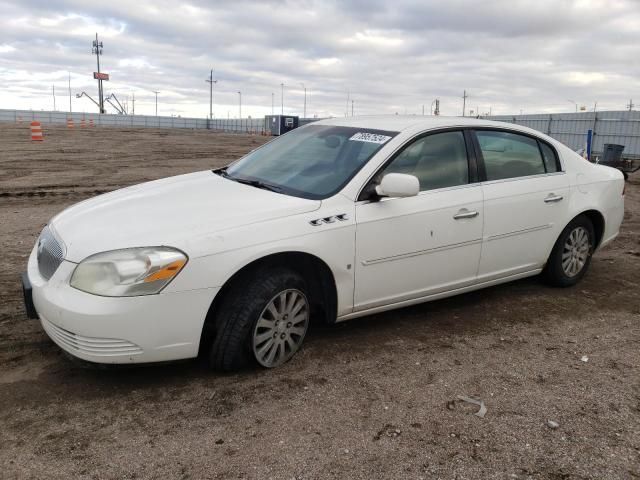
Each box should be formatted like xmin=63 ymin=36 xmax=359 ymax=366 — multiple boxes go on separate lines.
xmin=271 ymin=93 xmax=274 ymax=115
xmin=238 ymin=91 xmax=242 ymax=118
xmin=153 ymin=91 xmax=159 ymax=116
xmin=300 ymin=83 xmax=306 ymax=118
xmin=568 ymin=99 xmax=578 ymax=113
xmin=52 ymin=85 xmax=56 ymax=111
xmin=68 ymin=72 xmax=72 ymax=113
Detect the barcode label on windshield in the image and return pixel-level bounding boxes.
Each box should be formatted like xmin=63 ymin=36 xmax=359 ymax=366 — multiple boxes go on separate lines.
xmin=349 ymin=132 xmax=392 ymax=144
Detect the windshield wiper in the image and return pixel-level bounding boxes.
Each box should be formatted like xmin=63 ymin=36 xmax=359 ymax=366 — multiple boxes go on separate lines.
xmin=214 ymin=168 xmax=283 ymax=193
xmin=231 ymin=177 xmax=283 ymax=193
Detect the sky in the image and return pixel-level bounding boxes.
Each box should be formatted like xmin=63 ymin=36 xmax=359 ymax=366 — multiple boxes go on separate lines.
xmin=0 ymin=0 xmax=638 ymax=119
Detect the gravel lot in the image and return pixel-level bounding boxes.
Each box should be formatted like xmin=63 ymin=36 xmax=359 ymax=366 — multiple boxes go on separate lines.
xmin=0 ymin=123 xmax=638 ymax=479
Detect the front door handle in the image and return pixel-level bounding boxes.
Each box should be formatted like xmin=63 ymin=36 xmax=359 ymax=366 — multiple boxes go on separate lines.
xmin=453 ymin=209 xmax=479 ymax=220
xmin=544 ymin=194 xmax=564 ymax=203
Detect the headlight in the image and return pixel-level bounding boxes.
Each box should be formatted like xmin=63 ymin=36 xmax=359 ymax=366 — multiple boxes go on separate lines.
xmin=70 ymin=247 xmax=187 ymax=297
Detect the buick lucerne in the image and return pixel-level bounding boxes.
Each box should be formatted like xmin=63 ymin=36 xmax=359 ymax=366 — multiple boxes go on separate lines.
xmin=22 ymin=116 xmax=625 ymax=370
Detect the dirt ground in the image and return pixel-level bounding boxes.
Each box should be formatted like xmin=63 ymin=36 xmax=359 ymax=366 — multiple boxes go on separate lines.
xmin=0 ymin=123 xmax=638 ymax=480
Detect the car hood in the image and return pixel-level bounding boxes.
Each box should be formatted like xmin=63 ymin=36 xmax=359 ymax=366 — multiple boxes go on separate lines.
xmin=51 ymin=171 xmax=321 ymax=262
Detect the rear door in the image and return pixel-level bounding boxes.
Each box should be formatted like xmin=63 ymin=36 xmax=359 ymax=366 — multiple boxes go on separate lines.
xmin=473 ymin=129 xmax=570 ymax=281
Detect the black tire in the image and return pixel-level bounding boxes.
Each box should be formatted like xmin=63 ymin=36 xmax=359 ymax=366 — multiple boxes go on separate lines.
xmin=543 ymin=215 xmax=595 ymax=287
xmin=208 ymin=267 xmax=309 ymax=371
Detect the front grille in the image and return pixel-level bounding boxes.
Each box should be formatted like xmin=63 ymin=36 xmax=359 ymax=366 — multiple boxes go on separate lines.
xmin=37 ymin=226 xmax=65 ymax=280
xmin=42 ymin=318 xmax=143 ymax=357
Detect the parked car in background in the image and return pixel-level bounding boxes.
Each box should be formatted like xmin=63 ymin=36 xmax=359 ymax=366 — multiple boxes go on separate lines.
xmin=22 ymin=116 xmax=625 ymax=370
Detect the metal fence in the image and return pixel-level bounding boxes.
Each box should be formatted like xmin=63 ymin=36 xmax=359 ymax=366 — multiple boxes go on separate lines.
xmin=0 ymin=109 xmax=320 ymax=133
xmin=486 ymin=110 xmax=640 ymax=159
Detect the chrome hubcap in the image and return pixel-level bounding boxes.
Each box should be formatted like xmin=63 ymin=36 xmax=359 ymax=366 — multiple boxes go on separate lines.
xmin=252 ymin=289 xmax=309 ymax=368
xmin=562 ymin=226 xmax=590 ymax=277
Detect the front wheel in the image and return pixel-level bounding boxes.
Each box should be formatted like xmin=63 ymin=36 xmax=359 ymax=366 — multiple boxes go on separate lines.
xmin=543 ymin=215 xmax=595 ymax=287
xmin=208 ymin=267 xmax=310 ymax=371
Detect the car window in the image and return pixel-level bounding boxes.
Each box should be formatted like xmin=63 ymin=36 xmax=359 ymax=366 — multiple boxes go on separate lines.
xmin=539 ymin=141 xmax=560 ymax=173
xmin=381 ymin=131 xmax=469 ymax=191
xmin=476 ymin=130 xmax=546 ymax=180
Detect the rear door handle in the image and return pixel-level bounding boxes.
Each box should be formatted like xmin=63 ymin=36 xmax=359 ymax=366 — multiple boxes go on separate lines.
xmin=544 ymin=194 xmax=564 ymax=203
xmin=453 ymin=209 xmax=479 ymax=220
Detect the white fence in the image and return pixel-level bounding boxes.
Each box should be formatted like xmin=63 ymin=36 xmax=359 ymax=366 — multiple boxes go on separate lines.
xmin=0 ymin=109 xmax=319 ymax=133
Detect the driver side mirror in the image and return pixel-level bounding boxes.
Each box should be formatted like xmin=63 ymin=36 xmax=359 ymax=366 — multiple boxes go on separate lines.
xmin=375 ymin=173 xmax=420 ymax=198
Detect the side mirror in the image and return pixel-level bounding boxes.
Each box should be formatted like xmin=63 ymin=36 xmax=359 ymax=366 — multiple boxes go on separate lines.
xmin=375 ymin=173 xmax=420 ymax=198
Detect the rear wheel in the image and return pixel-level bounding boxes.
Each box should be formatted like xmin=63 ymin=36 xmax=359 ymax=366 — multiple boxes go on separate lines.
xmin=543 ymin=215 xmax=595 ymax=287
xmin=208 ymin=267 xmax=310 ymax=371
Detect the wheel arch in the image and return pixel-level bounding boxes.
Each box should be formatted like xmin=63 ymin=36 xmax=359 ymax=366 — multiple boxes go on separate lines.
xmin=577 ymin=209 xmax=605 ymax=248
xmin=198 ymin=251 xmax=338 ymax=356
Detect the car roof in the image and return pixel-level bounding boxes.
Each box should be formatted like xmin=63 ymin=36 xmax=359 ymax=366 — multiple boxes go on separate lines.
xmin=313 ymin=115 xmax=534 ymax=134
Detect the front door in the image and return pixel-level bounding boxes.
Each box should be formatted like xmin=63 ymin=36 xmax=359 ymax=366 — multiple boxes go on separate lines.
xmin=354 ymin=130 xmax=483 ymax=311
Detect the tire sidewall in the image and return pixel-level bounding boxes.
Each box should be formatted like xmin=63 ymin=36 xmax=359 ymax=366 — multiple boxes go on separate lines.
xmin=210 ymin=267 xmax=309 ymax=370
xmin=546 ymin=215 xmax=595 ymax=287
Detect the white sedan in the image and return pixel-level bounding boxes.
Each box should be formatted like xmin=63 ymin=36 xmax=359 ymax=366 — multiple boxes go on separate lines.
xmin=22 ymin=116 xmax=625 ymax=370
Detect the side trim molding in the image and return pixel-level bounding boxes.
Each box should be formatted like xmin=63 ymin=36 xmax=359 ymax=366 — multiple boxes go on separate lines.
xmin=361 ymin=238 xmax=482 ymax=266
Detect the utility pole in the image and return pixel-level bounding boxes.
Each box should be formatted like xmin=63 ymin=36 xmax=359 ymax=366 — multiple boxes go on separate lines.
xmin=52 ymin=85 xmax=56 ymax=111
xmin=152 ymin=91 xmax=159 ymax=116
xmin=68 ymin=72 xmax=72 ymax=112
xmin=92 ymin=33 xmax=105 ymax=113
xmin=462 ymin=90 xmax=468 ymax=116
xmin=131 ymin=92 xmax=135 ymax=115
xmin=351 ymin=99 xmax=354 ymax=117
xmin=238 ymin=91 xmax=242 ymax=118
xmin=346 ymin=91 xmax=350 ymax=117
xmin=280 ymin=83 xmax=284 ymax=115
xmin=271 ymin=93 xmax=274 ymax=115
xmin=300 ymin=83 xmax=307 ymax=118
xmin=627 ymin=99 xmax=635 ymax=111
xmin=206 ymin=69 xmax=217 ymax=119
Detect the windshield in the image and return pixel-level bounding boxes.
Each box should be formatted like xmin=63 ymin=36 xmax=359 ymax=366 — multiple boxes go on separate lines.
xmin=224 ymin=125 xmax=399 ymax=199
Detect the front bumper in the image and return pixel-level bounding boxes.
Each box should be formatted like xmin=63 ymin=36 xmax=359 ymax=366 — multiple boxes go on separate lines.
xmin=26 ymin=245 xmax=219 ymax=364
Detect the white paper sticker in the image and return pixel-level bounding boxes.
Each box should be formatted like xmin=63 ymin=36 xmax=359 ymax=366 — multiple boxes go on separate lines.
xmin=349 ymin=132 xmax=392 ymax=144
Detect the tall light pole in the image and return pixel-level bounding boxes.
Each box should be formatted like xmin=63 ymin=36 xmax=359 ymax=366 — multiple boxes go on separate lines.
xmin=92 ymin=33 xmax=105 ymax=113
xmin=280 ymin=83 xmax=284 ymax=115
xmin=568 ymin=99 xmax=578 ymax=113
xmin=206 ymin=69 xmax=217 ymax=119
xmin=238 ymin=91 xmax=242 ymax=118
xmin=300 ymin=83 xmax=306 ymax=118
xmin=152 ymin=91 xmax=159 ymax=116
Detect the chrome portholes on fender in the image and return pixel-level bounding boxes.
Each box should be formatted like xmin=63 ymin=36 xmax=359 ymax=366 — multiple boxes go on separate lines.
xmin=309 ymin=214 xmax=349 ymax=226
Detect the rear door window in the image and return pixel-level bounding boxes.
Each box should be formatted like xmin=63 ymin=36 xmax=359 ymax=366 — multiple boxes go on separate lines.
xmin=476 ymin=130 xmax=546 ymax=181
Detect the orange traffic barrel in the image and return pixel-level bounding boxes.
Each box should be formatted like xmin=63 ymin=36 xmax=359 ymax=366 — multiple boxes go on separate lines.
xmin=89 ymin=119 xmax=95 ymax=128
xmin=80 ymin=119 xmax=86 ymax=128
xmin=30 ymin=121 xmax=43 ymax=141
xmin=67 ymin=118 xmax=74 ymax=129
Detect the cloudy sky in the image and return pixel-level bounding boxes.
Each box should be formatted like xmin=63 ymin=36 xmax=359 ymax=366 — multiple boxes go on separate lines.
xmin=0 ymin=0 xmax=638 ymax=118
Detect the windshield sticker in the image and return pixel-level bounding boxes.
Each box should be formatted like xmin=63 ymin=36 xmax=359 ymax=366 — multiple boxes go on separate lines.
xmin=349 ymin=132 xmax=392 ymax=144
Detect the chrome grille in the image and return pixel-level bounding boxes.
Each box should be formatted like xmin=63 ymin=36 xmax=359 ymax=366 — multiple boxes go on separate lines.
xmin=37 ymin=226 xmax=65 ymax=280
